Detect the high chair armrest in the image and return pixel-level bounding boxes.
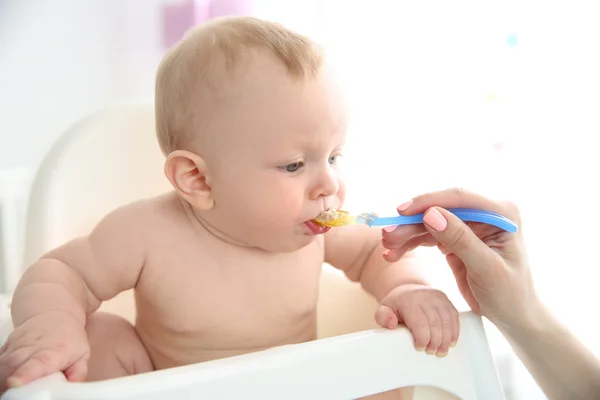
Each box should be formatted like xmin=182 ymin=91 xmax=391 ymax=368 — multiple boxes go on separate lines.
xmin=1 ymin=312 xmax=504 ymax=400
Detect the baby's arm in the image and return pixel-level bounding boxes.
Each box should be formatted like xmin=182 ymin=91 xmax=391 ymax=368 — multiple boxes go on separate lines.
xmin=324 ymin=226 xmax=427 ymax=300
xmin=1 ymin=203 xmax=148 ymax=390
xmin=12 ymin=203 xmax=146 ymax=325
xmin=324 ymin=226 xmax=459 ymax=357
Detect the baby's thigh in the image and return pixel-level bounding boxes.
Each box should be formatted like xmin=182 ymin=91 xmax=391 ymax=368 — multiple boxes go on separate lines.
xmin=359 ymin=387 xmax=414 ymax=400
xmin=85 ymin=312 xmax=154 ymax=382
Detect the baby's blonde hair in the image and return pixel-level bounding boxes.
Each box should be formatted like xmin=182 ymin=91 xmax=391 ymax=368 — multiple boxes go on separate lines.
xmin=155 ymin=16 xmax=324 ymax=155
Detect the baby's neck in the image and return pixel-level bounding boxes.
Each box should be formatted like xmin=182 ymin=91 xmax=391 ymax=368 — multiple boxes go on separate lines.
xmin=176 ymin=195 xmax=266 ymax=253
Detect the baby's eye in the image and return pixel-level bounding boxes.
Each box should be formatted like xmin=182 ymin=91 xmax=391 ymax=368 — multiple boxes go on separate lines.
xmin=282 ymin=162 xmax=304 ymax=173
xmin=328 ymin=155 xmax=339 ymax=165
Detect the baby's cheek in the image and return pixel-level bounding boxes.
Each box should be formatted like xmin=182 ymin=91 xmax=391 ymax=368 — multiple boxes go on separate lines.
xmin=276 ymin=186 xmax=306 ymax=212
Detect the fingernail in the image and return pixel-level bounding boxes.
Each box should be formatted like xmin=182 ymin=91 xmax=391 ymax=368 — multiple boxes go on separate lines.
xmin=423 ymin=208 xmax=447 ymax=231
xmin=387 ymin=316 xmax=395 ymax=329
xmin=396 ymin=200 xmax=413 ymax=211
xmin=437 ymin=351 xmax=448 ymax=358
xmin=415 ymin=346 xmax=425 ymax=351
xmin=426 ymin=348 xmax=436 ymax=355
xmin=382 ymin=226 xmax=396 ymax=233
xmin=450 ymin=340 xmax=457 ymax=347
xmin=382 ymin=249 xmax=391 ymax=257
xmin=7 ymin=377 xmax=23 ymax=387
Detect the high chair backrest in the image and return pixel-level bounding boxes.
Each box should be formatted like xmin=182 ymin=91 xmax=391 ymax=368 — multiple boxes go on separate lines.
xmin=18 ymin=102 xmax=170 ymax=319
xmin=22 ymin=102 xmax=171 ymax=269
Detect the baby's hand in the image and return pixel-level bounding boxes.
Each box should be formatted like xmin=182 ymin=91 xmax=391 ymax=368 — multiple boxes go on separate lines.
xmin=375 ymin=284 xmax=459 ymax=357
xmin=0 ymin=311 xmax=90 ymax=393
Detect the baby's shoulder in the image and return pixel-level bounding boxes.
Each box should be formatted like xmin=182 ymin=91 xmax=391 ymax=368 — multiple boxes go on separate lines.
xmin=103 ymin=191 xmax=183 ymax=234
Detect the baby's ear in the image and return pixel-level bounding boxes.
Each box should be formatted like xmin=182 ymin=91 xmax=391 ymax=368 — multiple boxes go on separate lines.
xmin=164 ymin=150 xmax=214 ymax=209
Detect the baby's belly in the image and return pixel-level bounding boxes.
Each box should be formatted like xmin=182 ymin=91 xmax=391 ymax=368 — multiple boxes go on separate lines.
xmin=135 ymin=305 xmax=317 ymax=369
xmin=135 ymin=311 xmax=413 ymax=400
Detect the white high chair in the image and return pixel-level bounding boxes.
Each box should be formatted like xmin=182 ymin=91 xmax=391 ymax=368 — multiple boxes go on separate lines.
xmin=0 ymin=103 xmax=505 ymax=399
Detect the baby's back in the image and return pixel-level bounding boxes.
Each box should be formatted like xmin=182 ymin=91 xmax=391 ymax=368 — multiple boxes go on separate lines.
xmin=134 ymin=192 xmax=324 ymax=369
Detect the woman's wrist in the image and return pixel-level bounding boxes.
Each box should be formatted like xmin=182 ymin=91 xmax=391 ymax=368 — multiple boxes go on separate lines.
xmin=495 ymin=296 xmax=556 ymax=344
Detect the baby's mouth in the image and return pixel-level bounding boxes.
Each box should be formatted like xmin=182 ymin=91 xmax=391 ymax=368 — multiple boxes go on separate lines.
xmin=304 ymin=220 xmax=331 ymax=235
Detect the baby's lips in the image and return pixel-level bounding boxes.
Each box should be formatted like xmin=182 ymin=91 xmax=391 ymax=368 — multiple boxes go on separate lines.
xmin=304 ymin=220 xmax=331 ymax=235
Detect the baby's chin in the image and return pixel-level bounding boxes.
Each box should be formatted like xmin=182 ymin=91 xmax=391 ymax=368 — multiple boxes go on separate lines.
xmin=252 ymin=233 xmax=318 ymax=254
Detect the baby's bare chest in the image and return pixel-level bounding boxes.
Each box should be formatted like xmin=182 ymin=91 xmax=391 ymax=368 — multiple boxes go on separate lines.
xmin=135 ymin=240 xmax=324 ymax=348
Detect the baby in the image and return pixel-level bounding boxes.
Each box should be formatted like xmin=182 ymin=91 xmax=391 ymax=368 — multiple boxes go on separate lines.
xmin=0 ymin=16 xmax=459 ymax=397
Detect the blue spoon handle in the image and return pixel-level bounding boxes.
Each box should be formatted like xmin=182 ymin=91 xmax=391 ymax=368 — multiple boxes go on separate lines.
xmin=363 ymin=208 xmax=518 ymax=232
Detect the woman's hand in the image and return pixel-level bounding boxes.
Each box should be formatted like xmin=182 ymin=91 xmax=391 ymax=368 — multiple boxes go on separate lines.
xmin=381 ymin=188 xmax=539 ymax=330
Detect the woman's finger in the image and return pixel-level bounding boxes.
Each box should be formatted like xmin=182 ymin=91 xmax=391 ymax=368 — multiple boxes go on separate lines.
xmin=397 ymin=188 xmax=514 ymax=220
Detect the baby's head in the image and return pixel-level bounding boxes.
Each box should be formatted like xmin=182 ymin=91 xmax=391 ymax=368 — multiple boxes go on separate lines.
xmin=155 ymin=16 xmax=347 ymax=252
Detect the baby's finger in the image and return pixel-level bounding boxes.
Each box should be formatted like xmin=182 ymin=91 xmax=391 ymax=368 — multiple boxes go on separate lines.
xmin=0 ymin=346 xmax=35 ymax=388
xmin=375 ymin=305 xmax=398 ymax=330
xmin=64 ymin=356 xmax=88 ymax=382
xmin=421 ymin=306 xmax=443 ymax=355
xmin=10 ymin=349 xmax=64 ymax=387
xmin=401 ymin=307 xmax=430 ymax=351
xmin=450 ymin=307 xmax=460 ymax=348
xmin=435 ymin=306 xmax=454 ymax=357
xmin=0 ymin=356 xmax=13 ymax=393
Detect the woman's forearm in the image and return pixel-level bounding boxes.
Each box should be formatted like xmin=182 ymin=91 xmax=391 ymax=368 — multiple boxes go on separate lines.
xmin=500 ymin=302 xmax=600 ymax=400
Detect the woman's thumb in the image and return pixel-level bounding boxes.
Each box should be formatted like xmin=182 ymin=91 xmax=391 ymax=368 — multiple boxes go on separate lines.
xmin=422 ymin=207 xmax=494 ymax=271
